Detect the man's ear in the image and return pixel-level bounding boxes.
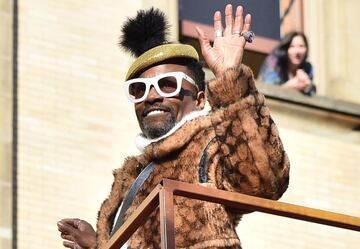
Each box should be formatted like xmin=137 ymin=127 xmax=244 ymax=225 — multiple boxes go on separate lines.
xmin=195 ymin=91 xmax=206 ymax=110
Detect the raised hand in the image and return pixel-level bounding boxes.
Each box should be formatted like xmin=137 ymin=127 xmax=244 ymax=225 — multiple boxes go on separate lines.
xmin=57 ymin=218 xmax=96 ymax=249
xmin=196 ymin=4 xmax=252 ymax=78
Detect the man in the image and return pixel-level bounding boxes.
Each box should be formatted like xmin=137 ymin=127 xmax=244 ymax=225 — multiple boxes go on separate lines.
xmin=58 ymin=4 xmax=289 ymax=249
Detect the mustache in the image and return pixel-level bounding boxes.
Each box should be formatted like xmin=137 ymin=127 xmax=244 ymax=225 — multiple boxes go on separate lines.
xmin=141 ymin=103 xmax=174 ymax=117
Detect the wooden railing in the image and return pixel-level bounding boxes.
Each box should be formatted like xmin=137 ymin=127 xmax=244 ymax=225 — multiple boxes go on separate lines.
xmin=105 ymin=179 xmax=360 ymax=249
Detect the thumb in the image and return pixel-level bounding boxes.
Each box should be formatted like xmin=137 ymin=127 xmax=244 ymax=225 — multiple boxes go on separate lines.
xmin=196 ymin=26 xmax=212 ymax=55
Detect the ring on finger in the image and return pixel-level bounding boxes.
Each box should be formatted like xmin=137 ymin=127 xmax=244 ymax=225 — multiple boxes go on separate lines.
xmin=241 ymin=31 xmax=255 ymax=43
xmin=215 ymin=30 xmax=223 ymax=38
xmin=233 ymin=31 xmax=241 ymax=36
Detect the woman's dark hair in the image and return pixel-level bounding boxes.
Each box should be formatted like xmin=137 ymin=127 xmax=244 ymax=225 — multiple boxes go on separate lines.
xmin=273 ymin=31 xmax=309 ymax=81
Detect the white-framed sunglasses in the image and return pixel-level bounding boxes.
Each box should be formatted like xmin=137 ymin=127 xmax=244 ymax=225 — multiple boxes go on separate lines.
xmin=123 ymin=71 xmax=198 ymax=103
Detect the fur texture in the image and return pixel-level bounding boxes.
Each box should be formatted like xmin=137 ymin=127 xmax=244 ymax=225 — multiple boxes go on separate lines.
xmin=96 ymin=64 xmax=290 ymax=248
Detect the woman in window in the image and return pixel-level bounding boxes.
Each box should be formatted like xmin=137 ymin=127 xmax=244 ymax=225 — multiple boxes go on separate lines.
xmin=258 ymin=31 xmax=316 ymax=95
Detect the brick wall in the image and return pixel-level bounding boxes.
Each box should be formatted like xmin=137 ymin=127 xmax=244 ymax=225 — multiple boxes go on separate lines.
xmin=15 ymin=1 xmax=360 ymax=249
xmin=0 ymin=0 xmax=13 ymax=248
xmin=304 ymin=0 xmax=360 ymax=104
xmin=17 ymin=1 xmax=141 ymax=248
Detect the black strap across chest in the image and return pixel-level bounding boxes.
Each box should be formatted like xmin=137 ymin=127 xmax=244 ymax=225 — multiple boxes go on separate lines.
xmin=198 ymin=137 xmax=217 ymax=183
xmin=110 ymin=137 xmax=217 ymax=237
xmin=110 ymin=161 xmax=157 ymax=236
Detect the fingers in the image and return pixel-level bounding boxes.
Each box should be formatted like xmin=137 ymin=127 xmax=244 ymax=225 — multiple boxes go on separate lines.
xmin=61 ymin=233 xmax=74 ymax=241
xmin=57 ymin=220 xmax=78 ymax=236
xmin=58 ymin=218 xmax=80 ymax=227
xmin=243 ymin=14 xmax=252 ymax=32
xmin=63 ymin=240 xmax=76 ymax=249
xmin=296 ymin=69 xmax=306 ymax=75
xmin=214 ymin=4 xmax=251 ymax=37
xmin=233 ymin=6 xmax=243 ymax=33
xmin=224 ymin=4 xmax=233 ymax=36
xmin=213 ymin=10 xmax=223 ymax=38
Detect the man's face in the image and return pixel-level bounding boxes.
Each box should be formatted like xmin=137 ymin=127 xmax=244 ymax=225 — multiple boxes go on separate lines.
xmin=134 ymin=63 xmax=205 ymax=139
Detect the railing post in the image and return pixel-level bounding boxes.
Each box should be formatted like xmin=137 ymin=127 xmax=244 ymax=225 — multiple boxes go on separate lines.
xmin=159 ymin=182 xmax=175 ymax=249
xmin=104 ymin=185 xmax=162 ymax=249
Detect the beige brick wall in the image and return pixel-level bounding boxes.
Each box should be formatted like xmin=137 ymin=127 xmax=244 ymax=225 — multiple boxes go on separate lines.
xmin=238 ymin=100 xmax=360 ymax=248
xmin=16 ymin=1 xmax=360 ymax=249
xmin=304 ymin=0 xmax=360 ymax=104
xmin=17 ymin=0 xmax=138 ymax=248
xmin=0 ymin=0 xmax=13 ymax=248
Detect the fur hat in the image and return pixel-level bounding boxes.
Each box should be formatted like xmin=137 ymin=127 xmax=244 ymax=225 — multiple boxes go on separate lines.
xmin=120 ymin=8 xmax=199 ymax=80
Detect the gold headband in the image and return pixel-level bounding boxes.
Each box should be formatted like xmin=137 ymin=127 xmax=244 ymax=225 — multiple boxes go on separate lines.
xmin=125 ymin=43 xmax=199 ymax=80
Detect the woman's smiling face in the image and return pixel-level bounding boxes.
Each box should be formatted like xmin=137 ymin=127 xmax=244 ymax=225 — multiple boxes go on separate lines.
xmin=287 ymin=35 xmax=307 ymax=67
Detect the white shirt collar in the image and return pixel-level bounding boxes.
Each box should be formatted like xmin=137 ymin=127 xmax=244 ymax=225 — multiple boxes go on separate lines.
xmin=135 ymin=109 xmax=209 ymax=152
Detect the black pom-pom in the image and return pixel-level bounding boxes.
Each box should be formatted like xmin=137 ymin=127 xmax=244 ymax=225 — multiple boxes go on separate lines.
xmin=120 ymin=8 xmax=170 ymax=57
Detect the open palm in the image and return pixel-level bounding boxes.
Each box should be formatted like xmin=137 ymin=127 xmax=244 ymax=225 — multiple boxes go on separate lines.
xmin=196 ymin=5 xmax=252 ymax=78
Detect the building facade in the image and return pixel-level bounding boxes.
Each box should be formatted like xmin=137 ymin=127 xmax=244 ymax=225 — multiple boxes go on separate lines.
xmin=1 ymin=0 xmax=359 ymax=248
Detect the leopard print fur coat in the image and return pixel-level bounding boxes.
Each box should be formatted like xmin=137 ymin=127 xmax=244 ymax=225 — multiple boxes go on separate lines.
xmin=96 ymin=65 xmax=290 ymax=248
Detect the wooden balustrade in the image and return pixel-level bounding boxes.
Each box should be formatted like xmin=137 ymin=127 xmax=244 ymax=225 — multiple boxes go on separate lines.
xmin=105 ymin=179 xmax=360 ymax=249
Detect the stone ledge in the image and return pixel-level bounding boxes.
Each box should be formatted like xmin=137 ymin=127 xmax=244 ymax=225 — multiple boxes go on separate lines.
xmin=256 ymin=82 xmax=360 ymax=118
xmin=204 ymin=67 xmax=360 ymax=118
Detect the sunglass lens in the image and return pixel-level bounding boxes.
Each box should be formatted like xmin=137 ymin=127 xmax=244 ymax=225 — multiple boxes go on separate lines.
xmin=158 ymin=76 xmax=178 ymax=94
xmin=129 ymin=82 xmax=146 ymax=99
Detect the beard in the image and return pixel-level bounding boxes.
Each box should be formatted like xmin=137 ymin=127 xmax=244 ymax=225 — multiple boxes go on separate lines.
xmin=140 ymin=104 xmax=177 ymax=139
xmin=143 ymin=115 xmax=176 ymax=139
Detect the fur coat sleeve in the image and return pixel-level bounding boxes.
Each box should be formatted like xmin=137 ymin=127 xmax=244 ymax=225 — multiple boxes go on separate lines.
xmin=206 ymin=64 xmax=290 ymax=200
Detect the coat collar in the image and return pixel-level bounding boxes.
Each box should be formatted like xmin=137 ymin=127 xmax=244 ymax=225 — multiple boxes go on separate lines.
xmin=135 ymin=109 xmax=209 ymax=152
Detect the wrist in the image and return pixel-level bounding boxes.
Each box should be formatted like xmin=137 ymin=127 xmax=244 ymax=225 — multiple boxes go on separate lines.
xmin=206 ymin=64 xmax=256 ymax=108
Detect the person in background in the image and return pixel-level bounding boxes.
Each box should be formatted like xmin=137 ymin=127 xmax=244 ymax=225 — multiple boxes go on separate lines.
xmin=258 ymin=31 xmax=316 ymax=95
